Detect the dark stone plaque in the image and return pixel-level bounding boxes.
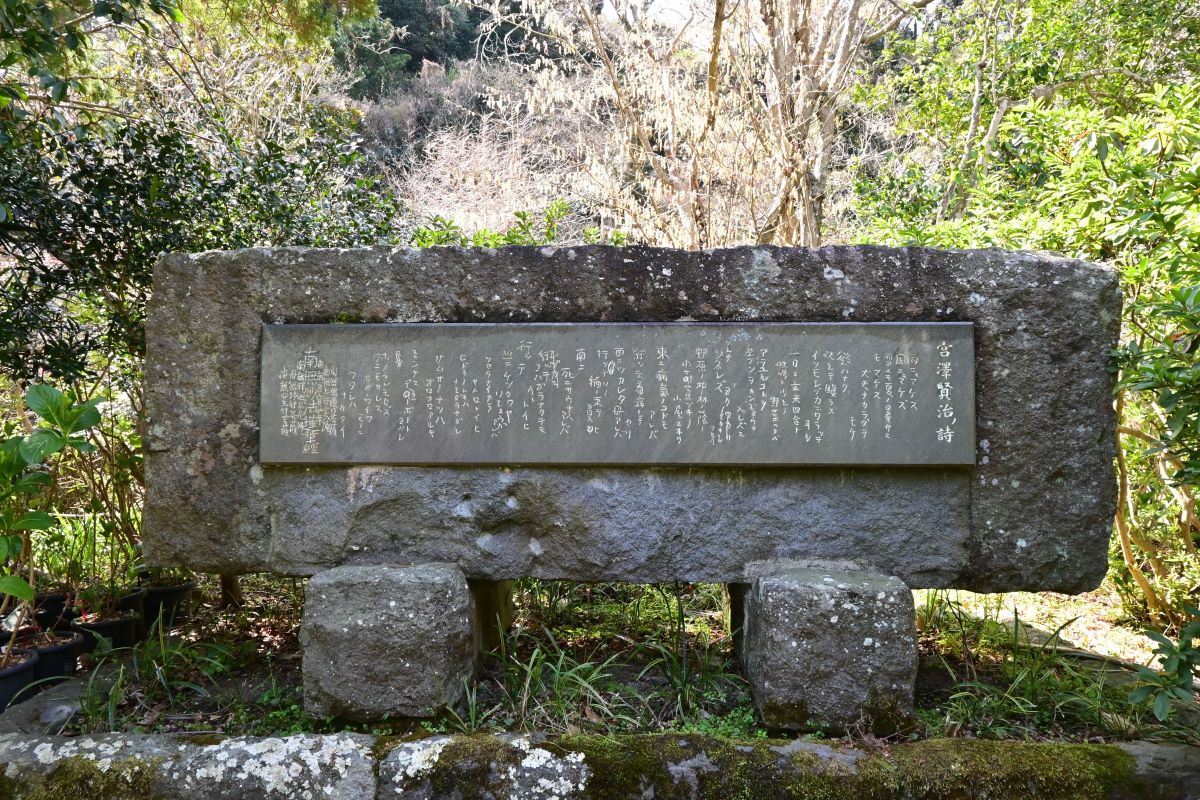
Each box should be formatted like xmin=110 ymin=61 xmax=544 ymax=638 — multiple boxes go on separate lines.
xmin=260 ymin=322 xmax=975 ymax=466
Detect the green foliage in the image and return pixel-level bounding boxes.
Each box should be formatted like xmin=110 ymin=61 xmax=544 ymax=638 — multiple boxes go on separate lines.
xmin=329 ymin=0 xmax=481 ymax=100
xmin=0 ymin=0 xmax=183 ymax=126
xmin=1 ymin=112 xmax=402 ymax=380
xmin=180 ymin=0 xmax=377 ymax=46
xmin=0 ymin=384 xmax=98 ymax=609
xmin=246 ymin=678 xmax=322 ymax=736
xmin=376 ymin=0 xmax=479 ymax=69
xmin=859 ymin=65 xmax=1200 ymax=624
xmin=476 ymin=581 xmax=753 ymax=737
xmin=1129 ymin=609 xmax=1200 ymax=721
xmin=633 ymin=584 xmax=739 ymax=716
xmin=492 ymin=627 xmax=642 ymax=733
xmin=583 ymin=226 xmax=630 ymax=246
xmin=331 ymin=16 xmax=412 ymax=100
xmin=669 ymin=704 xmax=765 ymax=740
xmin=409 ymin=199 xmax=573 ymax=248
xmin=853 ymin=0 xmax=1200 ymax=221
xmin=917 ymin=594 xmax=1198 ymax=744
xmin=72 ymin=618 xmax=237 ymax=734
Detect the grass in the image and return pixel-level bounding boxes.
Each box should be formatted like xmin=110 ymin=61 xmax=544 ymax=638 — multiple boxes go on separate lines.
xmin=43 ymin=575 xmax=1199 ymax=747
xmin=913 ymin=591 xmax=1199 ymax=745
xmin=61 ymin=573 xmax=308 ymax=736
xmin=438 ymin=581 xmax=749 ymax=736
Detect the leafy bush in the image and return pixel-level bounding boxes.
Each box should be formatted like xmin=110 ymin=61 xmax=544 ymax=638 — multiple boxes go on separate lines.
xmin=0 ymin=386 xmax=98 ymax=599
xmin=0 ymin=384 xmax=99 ymax=665
xmin=1129 ymin=610 xmax=1200 ymax=721
xmin=1 ymin=112 xmax=403 ymax=380
xmin=331 ymin=16 xmax=412 ymax=100
xmin=860 ymin=86 xmax=1200 ymax=626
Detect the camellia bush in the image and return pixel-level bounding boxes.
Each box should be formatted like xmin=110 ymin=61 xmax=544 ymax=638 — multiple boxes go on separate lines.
xmin=0 ymin=111 xmax=404 ymax=383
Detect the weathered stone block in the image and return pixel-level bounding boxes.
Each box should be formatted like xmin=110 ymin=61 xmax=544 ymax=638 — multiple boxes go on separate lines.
xmin=144 ymin=245 xmax=1119 ymax=593
xmin=0 ymin=732 xmax=377 ymax=800
xmin=380 ymin=734 xmax=590 ymax=799
xmin=300 ymin=563 xmax=476 ymax=720
xmin=739 ymin=563 xmax=917 ymax=733
xmin=2 ymin=732 xmax=1198 ymax=799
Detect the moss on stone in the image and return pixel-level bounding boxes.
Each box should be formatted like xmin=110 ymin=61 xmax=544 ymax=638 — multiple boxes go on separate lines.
xmin=548 ymin=733 xmax=797 ymax=799
xmin=863 ymin=688 xmax=913 ymax=738
xmin=425 ymin=735 xmax=525 ymax=799
xmin=0 ymin=734 xmax=1169 ymax=800
xmin=758 ymin=698 xmax=813 ymax=732
xmin=371 ymin=734 xmax=405 ymax=761
xmin=543 ymin=734 xmax=1142 ymax=800
xmin=891 ymin=739 xmax=1136 ymax=798
xmin=0 ymin=756 xmax=163 ymax=800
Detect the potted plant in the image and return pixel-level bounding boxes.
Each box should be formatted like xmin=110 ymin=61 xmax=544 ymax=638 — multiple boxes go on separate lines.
xmin=138 ymin=566 xmax=196 ymax=630
xmin=66 ymin=521 xmax=144 ymax=650
xmin=33 ymin=520 xmax=92 ymax=630
xmin=71 ymin=581 xmax=142 ymax=651
xmin=0 ymin=384 xmax=100 ymax=700
xmin=33 ymin=588 xmax=76 ymax=630
xmin=17 ymin=627 xmax=83 ymax=683
xmin=69 ymin=515 xmax=143 ymax=651
xmin=60 ymin=388 xmax=147 ymax=644
xmin=0 ymin=647 xmax=38 ymax=709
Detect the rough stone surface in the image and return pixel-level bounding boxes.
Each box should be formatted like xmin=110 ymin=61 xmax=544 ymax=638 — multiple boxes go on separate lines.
xmin=144 ymin=245 xmax=1120 ymax=592
xmin=300 ymin=563 xmax=476 ymax=720
xmin=379 ymin=734 xmax=591 ymax=799
xmin=166 ymin=734 xmax=375 ymax=799
xmin=0 ymin=731 xmax=1196 ymax=799
xmin=739 ymin=564 xmax=918 ymax=732
xmin=0 ymin=732 xmax=375 ymax=799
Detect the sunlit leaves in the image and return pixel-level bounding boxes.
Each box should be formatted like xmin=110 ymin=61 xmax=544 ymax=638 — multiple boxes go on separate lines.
xmin=0 ymin=575 xmax=33 ymax=602
xmin=0 ymin=1 xmax=183 ymax=124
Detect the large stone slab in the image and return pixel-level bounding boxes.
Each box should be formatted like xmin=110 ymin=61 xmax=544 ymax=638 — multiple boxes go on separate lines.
xmin=144 ymin=245 xmax=1119 ymax=592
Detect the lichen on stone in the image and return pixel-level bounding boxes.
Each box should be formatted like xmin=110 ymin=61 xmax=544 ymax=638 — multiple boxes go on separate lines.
xmin=0 ymin=755 xmax=162 ymax=800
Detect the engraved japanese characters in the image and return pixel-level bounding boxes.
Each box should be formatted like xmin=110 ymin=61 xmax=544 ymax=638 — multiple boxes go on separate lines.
xmin=261 ymin=323 xmax=975 ymax=466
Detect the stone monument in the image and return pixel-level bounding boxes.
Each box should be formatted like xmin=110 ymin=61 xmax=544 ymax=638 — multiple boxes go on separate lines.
xmin=143 ymin=245 xmax=1119 ymax=730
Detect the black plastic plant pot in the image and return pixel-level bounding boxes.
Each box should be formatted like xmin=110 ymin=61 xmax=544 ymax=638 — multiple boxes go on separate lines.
xmin=34 ymin=591 xmax=68 ymax=620
xmin=0 ymin=648 xmax=39 ymax=709
xmin=71 ymin=611 xmax=142 ymax=653
xmin=41 ymin=606 xmax=82 ymax=632
xmin=27 ymin=632 xmax=84 ymax=683
xmin=35 ymin=592 xmax=79 ymax=631
xmin=118 ymin=586 xmax=149 ymax=639
xmin=143 ymin=582 xmax=196 ymax=630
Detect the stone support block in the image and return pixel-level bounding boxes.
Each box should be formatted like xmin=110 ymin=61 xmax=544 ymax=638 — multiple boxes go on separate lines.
xmin=300 ymin=563 xmax=476 ymax=721
xmin=740 ymin=562 xmax=917 ymax=734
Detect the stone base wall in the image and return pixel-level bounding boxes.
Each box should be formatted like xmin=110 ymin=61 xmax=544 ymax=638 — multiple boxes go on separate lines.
xmin=1 ymin=732 xmax=1195 ymax=799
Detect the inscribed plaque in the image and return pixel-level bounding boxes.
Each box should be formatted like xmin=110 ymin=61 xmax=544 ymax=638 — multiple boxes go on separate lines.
xmin=259 ymin=322 xmax=975 ymax=465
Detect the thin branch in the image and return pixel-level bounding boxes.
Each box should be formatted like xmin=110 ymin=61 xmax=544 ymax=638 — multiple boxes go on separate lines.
xmin=861 ymin=0 xmax=937 ymax=46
